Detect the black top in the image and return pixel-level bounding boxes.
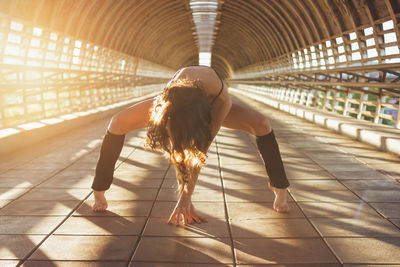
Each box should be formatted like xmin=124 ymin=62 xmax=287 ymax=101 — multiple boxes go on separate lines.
xmin=210 ymin=75 xmax=224 ymax=105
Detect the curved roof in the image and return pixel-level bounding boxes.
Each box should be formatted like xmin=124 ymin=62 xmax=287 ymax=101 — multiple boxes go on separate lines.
xmin=1 ymin=0 xmax=399 ymax=78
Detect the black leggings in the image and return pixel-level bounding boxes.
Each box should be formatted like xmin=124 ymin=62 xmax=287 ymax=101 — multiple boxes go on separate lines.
xmin=256 ymin=130 xmax=290 ymax=189
xmin=91 ymin=129 xmax=289 ymax=191
xmin=92 ymin=131 xmax=124 ymax=191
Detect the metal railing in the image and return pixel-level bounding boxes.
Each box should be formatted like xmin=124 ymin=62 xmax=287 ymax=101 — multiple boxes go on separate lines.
xmin=231 ymin=16 xmax=400 ymax=129
xmin=0 ymin=15 xmax=174 ymax=130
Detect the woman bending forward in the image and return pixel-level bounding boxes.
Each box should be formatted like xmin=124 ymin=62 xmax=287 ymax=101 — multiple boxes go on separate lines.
xmin=91 ymin=66 xmax=290 ymax=225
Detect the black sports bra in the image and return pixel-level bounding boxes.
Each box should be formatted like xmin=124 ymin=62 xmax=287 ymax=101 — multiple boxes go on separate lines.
xmin=210 ymin=75 xmax=224 ymax=105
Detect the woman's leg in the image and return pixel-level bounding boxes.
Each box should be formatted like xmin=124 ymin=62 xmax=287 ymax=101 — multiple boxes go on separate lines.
xmin=222 ymin=100 xmax=290 ymax=212
xmin=92 ymin=98 xmax=154 ymax=211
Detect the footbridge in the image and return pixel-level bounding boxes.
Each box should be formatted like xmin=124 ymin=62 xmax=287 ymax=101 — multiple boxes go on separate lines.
xmin=1 ymin=1 xmax=400 ymax=266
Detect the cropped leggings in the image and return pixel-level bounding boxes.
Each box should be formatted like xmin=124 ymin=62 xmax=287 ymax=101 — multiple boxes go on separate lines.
xmin=91 ymin=130 xmax=289 ymax=191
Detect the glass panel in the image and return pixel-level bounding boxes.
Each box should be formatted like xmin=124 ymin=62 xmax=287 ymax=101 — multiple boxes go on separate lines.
xmin=349 ymin=32 xmax=357 ymax=40
xmin=351 ymin=52 xmax=361 ymax=60
xmin=367 ymin=48 xmax=378 ymax=58
xmin=385 ymin=46 xmax=400 ymax=56
xmin=384 ymin=32 xmax=397 ymax=43
xmin=366 ymin=38 xmax=375 ymax=46
xmin=382 ymin=20 xmax=394 ymax=30
xmin=364 ymin=27 xmax=373 ymax=36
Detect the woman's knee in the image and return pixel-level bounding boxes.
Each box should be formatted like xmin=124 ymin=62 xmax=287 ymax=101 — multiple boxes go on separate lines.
xmin=107 ymin=113 xmax=126 ymax=135
xmin=253 ymin=116 xmax=272 ymax=136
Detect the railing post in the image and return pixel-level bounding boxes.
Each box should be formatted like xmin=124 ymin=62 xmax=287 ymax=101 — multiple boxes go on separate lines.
xmin=396 ymin=100 xmax=400 ymax=129
xmin=374 ymin=91 xmax=382 ymax=124
xmin=357 ymin=92 xmax=365 ymax=120
xmin=343 ymin=90 xmax=351 ymax=116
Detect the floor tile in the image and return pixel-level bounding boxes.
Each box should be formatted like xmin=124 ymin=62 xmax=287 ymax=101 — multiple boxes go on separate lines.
xmin=143 ymin=218 xmax=229 ymax=237
xmin=342 ymin=265 xmax=400 ymax=267
xmin=75 ymin=200 xmax=153 ymax=217
xmin=19 ymin=188 xmax=90 ymax=201
xmin=353 ymin=190 xmax=400 ymax=202
xmin=370 ymin=202 xmax=400 ymax=218
xmin=162 ymin=176 xmax=222 ymax=190
xmin=114 ymin=168 xmax=168 ymax=179
xmin=330 ymin=170 xmax=389 ymax=180
xmin=29 ymin=236 xmax=138 ymax=260
xmin=112 ymin=177 xmax=164 ymax=188
xmin=230 ymin=218 xmax=319 ymax=238
xmin=55 ymin=216 xmax=146 ymax=235
xmin=221 ymin=164 xmax=266 ymax=172
xmin=219 ymin=156 xmax=263 ymax=165
xmin=234 ymin=238 xmax=337 ymax=264
xmin=87 ymin=188 xmax=158 ymax=201
xmin=0 ymin=261 xmax=20 ymax=266
xmin=326 ymin=237 xmax=400 ymax=264
xmin=37 ymin=176 xmax=93 ymax=189
xmin=285 ymin=169 xmax=336 ymax=180
xmin=310 ymin=217 xmax=400 ymax=237
xmin=0 ymin=188 xmax=30 ymax=200
xmin=314 ymin=157 xmax=363 ymax=167
xmin=0 ymin=200 xmax=80 ymax=216
xmin=0 ymin=235 xmax=44 ymax=259
xmin=225 ymin=189 xmax=293 ymax=202
xmin=0 ymin=169 xmax=56 ymax=179
xmin=227 ymin=202 xmax=304 ymax=219
xmin=298 ymin=202 xmax=381 ymax=218
xmin=0 ymin=176 xmax=43 ymax=188
xmin=289 ymin=180 xmax=348 ymax=191
xmin=129 ymin=263 xmax=233 ymax=267
xmin=151 ymin=201 xmax=226 ymax=219
xmin=342 ymin=179 xmax=400 ymax=190
xmin=23 ymin=260 xmax=128 ymax=267
xmin=321 ymin=163 xmax=374 ymax=172
xmin=133 ymin=237 xmax=233 ymax=264
xmin=223 ymin=177 xmax=269 ymax=190
xmin=353 ymin=150 xmax=400 ymax=163
xmin=289 ymin=190 xmax=360 ymax=202
xmin=0 ymin=216 xmax=64 ymax=234
xmin=0 ymin=199 xmax=12 ymax=208
xmin=157 ymin=188 xmax=224 ymax=202
xmin=368 ymin=163 xmax=400 ymax=179
xmin=13 ymin=162 xmax=67 ymax=171
xmin=391 ymin=219 xmax=400 ymax=228
xmin=284 ymin=163 xmax=325 ymax=172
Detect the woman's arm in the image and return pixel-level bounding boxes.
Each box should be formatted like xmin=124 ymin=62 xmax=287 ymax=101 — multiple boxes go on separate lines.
xmin=168 ymin=165 xmax=206 ymax=225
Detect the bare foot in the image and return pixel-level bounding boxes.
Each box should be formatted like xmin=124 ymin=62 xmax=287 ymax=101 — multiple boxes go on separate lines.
xmin=268 ymin=183 xmax=290 ymax=213
xmin=92 ymin=190 xmax=108 ymax=212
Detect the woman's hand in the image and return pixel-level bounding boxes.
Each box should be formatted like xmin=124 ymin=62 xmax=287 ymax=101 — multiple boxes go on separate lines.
xmin=168 ymin=191 xmax=207 ymax=225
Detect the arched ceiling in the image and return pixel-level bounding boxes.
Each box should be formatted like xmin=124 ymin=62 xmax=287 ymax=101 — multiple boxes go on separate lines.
xmin=1 ymin=0 xmax=399 ymax=78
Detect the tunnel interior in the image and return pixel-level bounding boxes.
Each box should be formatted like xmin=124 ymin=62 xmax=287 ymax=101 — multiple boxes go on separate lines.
xmin=0 ymin=0 xmax=400 ymax=131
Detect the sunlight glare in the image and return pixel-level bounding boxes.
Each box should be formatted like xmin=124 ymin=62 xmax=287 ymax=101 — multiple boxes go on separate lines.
xmin=0 ymin=128 xmax=21 ymax=138
xmin=17 ymin=122 xmax=46 ymax=130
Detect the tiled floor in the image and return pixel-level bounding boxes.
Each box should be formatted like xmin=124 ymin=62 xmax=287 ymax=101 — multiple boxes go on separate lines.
xmin=0 ymin=95 xmax=400 ymax=266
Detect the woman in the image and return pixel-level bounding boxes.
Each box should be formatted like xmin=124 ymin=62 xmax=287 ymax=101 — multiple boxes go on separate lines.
xmin=91 ymin=66 xmax=290 ymax=225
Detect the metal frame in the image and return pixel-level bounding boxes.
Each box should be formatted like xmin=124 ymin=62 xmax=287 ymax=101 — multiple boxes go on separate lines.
xmin=230 ymin=10 xmax=400 ymax=129
xmin=0 ymin=15 xmax=174 ymax=129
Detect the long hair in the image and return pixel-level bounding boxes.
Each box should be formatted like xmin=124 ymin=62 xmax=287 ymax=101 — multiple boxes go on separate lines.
xmin=145 ymin=79 xmax=212 ymax=192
